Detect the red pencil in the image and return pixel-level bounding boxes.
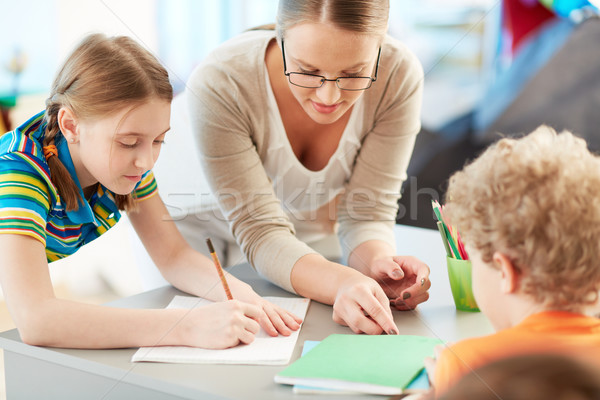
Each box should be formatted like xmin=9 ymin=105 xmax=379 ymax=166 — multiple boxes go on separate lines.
xmin=456 ymin=230 xmax=469 ymax=260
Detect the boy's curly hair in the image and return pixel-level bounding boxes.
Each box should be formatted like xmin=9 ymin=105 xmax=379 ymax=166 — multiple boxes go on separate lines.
xmin=445 ymin=125 xmax=600 ymax=310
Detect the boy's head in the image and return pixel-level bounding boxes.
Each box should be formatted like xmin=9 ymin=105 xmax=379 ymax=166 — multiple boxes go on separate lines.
xmin=445 ymin=126 xmax=600 ymax=323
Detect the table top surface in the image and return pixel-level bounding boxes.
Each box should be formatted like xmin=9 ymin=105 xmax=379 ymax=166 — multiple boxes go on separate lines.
xmin=0 ymin=225 xmax=493 ymax=399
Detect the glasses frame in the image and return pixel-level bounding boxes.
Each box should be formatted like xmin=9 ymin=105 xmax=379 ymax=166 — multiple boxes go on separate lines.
xmin=281 ymin=39 xmax=381 ymax=91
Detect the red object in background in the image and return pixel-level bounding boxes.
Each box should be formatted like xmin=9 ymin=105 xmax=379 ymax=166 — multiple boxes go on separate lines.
xmin=503 ymin=0 xmax=557 ymax=53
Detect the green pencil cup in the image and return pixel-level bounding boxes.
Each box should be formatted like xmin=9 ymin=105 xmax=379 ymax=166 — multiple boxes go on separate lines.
xmin=446 ymin=257 xmax=479 ymax=312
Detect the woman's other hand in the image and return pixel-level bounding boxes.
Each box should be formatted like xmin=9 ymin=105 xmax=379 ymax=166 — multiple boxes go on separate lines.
xmin=369 ymin=256 xmax=431 ymax=310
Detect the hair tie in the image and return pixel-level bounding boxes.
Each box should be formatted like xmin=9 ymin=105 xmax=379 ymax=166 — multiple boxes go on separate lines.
xmin=43 ymin=144 xmax=58 ymax=161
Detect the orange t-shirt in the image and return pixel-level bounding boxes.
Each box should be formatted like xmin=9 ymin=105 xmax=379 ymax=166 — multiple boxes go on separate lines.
xmin=434 ymin=311 xmax=600 ymax=396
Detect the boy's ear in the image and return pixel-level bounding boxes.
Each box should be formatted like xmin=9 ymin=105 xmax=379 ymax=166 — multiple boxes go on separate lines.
xmin=493 ymin=252 xmax=520 ymax=294
xmin=57 ymin=107 xmax=79 ymax=144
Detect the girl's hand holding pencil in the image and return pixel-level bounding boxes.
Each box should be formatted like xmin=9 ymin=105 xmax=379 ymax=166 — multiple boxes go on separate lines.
xmin=206 ymin=238 xmax=303 ymax=338
xmin=180 ymin=301 xmax=263 ymax=349
xmin=225 ymin=279 xmax=303 ymax=337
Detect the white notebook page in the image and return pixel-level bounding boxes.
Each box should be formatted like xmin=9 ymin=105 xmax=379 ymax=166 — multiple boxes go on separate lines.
xmin=131 ymin=296 xmax=310 ymax=365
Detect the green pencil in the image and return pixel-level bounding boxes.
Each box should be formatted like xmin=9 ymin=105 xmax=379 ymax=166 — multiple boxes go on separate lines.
xmin=432 ymin=200 xmax=461 ymax=259
xmin=436 ymin=221 xmax=452 ymax=257
xmin=441 ymin=221 xmax=462 ymax=259
xmin=432 ymin=200 xmax=443 ymax=222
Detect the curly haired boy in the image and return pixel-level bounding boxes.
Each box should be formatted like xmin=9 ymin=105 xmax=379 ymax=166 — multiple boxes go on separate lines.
xmin=426 ymin=126 xmax=600 ymax=396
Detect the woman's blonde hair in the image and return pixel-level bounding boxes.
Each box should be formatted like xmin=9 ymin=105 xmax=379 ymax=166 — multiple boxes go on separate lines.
xmin=445 ymin=125 xmax=600 ymax=310
xmin=276 ymin=0 xmax=389 ymax=39
xmin=43 ymin=33 xmax=173 ymax=211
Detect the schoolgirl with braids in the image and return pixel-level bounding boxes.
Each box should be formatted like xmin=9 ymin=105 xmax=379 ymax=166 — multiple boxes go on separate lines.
xmin=0 ymin=33 xmax=300 ymax=349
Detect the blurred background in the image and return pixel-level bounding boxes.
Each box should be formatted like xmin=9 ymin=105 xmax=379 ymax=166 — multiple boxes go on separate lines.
xmin=0 ymin=4 xmax=598 ymax=395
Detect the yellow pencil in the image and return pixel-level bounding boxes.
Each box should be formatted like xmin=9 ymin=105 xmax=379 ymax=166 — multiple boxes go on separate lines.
xmin=206 ymin=238 xmax=233 ymax=300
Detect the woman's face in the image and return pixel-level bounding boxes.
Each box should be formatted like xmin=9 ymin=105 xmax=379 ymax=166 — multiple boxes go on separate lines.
xmin=282 ymin=22 xmax=381 ymax=125
xmin=73 ymin=98 xmax=171 ymax=195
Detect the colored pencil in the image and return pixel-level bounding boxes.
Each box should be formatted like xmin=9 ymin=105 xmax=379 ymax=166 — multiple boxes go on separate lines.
xmin=431 ymin=200 xmax=467 ymax=260
xmin=206 ymin=238 xmax=233 ymax=300
xmin=436 ymin=221 xmax=452 ymax=257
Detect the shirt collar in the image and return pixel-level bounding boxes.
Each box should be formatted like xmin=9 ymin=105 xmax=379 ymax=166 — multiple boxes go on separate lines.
xmin=55 ymin=135 xmax=97 ymax=224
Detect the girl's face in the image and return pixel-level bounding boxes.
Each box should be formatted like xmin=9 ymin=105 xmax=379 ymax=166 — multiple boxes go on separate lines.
xmin=73 ymin=99 xmax=171 ymax=195
xmin=282 ymin=22 xmax=381 ymax=125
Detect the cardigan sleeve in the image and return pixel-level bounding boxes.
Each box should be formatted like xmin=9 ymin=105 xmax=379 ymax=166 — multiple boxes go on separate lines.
xmin=186 ymin=46 xmax=317 ymax=293
xmin=337 ymin=38 xmax=424 ymax=262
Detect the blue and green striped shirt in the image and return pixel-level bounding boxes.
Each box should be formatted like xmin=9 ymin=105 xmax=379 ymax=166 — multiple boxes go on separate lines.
xmin=0 ymin=111 xmax=158 ymax=262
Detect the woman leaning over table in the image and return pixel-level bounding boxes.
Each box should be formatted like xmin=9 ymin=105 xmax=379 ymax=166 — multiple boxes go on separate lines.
xmin=180 ymin=0 xmax=431 ymax=335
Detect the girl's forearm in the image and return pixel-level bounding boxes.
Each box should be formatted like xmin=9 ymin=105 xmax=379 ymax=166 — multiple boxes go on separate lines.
xmin=19 ymin=298 xmax=189 ymax=349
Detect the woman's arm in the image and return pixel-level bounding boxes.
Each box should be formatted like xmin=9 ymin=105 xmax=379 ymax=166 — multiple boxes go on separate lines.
xmin=291 ymin=253 xmax=398 ymax=335
xmin=127 ymin=193 xmax=301 ymax=336
xmin=338 ymin=38 xmax=430 ymax=308
xmin=337 ymin=39 xmax=423 ymax=259
xmin=0 ymin=233 xmax=262 ymax=349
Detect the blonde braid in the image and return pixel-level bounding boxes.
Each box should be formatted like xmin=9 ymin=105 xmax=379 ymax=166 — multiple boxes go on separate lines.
xmin=42 ymin=96 xmax=83 ymax=211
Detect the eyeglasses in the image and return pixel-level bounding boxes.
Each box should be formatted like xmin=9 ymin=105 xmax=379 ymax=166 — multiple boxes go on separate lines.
xmin=281 ymin=39 xmax=381 ymax=91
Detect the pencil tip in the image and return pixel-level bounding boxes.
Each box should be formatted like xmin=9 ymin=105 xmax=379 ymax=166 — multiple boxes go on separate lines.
xmin=205 ymin=238 xmax=215 ymax=253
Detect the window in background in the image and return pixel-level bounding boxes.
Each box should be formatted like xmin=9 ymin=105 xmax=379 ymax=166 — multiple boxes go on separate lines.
xmin=1 ymin=2 xmax=59 ymax=101
xmin=389 ymin=0 xmax=500 ymax=131
xmin=3 ymin=0 xmax=160 ymax=131
xmin=157 ymin=0 xmax=278 ymax=94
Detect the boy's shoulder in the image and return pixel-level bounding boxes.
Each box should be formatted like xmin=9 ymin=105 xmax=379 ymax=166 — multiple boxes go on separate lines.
xmin=438 ymin=330 xmax=523 ymax=374
xmin=435 ymin=312 xmax=600 ymax=394
xmin=449 ymin=311 xmax=600 ymax=358
xmin=438 ymin=312 xmax=600 ymax=385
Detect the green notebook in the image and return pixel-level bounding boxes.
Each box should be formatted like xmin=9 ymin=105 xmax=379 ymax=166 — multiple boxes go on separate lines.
xmin=275 ymin=334 xmax=442 ymax=395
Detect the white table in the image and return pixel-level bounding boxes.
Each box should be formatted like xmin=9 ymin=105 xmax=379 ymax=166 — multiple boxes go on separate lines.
xmin=0 ymin=225 xmax=492 ymax=399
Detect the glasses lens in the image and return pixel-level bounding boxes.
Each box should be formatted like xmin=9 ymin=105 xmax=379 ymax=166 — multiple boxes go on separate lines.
xmin=337 ymin=77 xmax=373 ymax=90
xmin=288 ymin=73 xmax=323 ymax=88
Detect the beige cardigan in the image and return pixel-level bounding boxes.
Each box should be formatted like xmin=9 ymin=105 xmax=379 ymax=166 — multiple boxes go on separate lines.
xmin=186 ymin=30 xmax=423 ymax=293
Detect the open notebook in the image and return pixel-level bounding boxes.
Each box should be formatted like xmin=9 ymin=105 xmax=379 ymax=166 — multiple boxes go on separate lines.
xmin=131 ymin=295 xmax=310 ymax=365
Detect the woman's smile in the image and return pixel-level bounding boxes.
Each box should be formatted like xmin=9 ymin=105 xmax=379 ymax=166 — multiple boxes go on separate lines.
xmin=311 ymin=100 xmax=341 ymax=114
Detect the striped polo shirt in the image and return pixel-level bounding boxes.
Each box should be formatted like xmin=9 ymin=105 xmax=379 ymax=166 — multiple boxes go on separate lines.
xmin=0 ymin=111 xmax=158 ymax=262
